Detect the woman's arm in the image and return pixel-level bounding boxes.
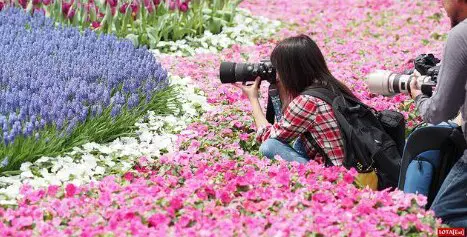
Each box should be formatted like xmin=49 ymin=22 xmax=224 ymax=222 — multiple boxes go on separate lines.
xmin=233 ymin=77 xmax=270 ymax=129
xmin=249 ymin=97 xmax=270 ymax=129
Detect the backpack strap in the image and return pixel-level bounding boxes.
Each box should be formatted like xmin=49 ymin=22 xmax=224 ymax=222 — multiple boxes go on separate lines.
xmin=301 ymin=87 xmax=340 ymax=167
xmin=301 ymin=87 xmax=338 ymax=105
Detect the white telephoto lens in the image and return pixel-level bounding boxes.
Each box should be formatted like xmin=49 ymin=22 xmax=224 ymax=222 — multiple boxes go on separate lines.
xmin=367 ymin=70 xmax=417 ymax=95
xmin=366 ymin=70 xmax=393 ymax=96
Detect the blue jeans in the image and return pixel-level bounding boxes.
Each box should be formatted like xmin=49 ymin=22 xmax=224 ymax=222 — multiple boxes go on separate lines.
xmin=430 ymin=157 xmax=467 ymax=227
xmin=259 ymin=138 xmax=310 ymax=163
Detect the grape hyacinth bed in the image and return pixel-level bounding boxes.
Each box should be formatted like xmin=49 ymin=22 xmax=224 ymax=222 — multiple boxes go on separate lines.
xmin=0 ymin=0 xmax=457 ymax=235
xmin=0 ymin=8 xmax=174 ymax=171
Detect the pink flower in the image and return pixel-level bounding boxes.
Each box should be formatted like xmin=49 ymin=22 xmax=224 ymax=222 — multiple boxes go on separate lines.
xmin=47 ymin=185 xmax=60 ymax=197
xmin=123 ymin=172 xmax=134 ymax=181
xmin=239 ymin=133 xmax=249 ymax=141
xmin=343 ymin=168 xmax=357 ymax=184
xmin=42 ymin=0 xmax=52 ymax=5
xmin=169 ymin=197 xmax=183 ymax=210
xmin=218 ymin=191 xmax=231 ymax=204
xmin=312 ymin=193 xmax=329 ymax=203
xmin=275 ymin=172 xmax=290 ymax=186
xmin=148 ymin=213 xmax=169 ymax=228
xmin=65 ymin=183 xmax=77 ymax=198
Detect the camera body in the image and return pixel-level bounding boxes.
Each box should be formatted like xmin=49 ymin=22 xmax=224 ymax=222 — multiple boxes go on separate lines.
xmin=219 ymin=60 xmax=276 ymax=84
xmin=367 ymin=54 xmax=440 ymax=97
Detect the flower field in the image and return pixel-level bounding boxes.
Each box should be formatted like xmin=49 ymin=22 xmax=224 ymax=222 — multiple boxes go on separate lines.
xmin=0 ymin=0 xmax=454 ymax=236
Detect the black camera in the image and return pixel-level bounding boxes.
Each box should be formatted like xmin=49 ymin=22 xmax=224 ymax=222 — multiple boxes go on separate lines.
xmin=367 ymin=54 xmax=440 ymax=97
xmin=219 ymin=60 xmax=276 ymax=84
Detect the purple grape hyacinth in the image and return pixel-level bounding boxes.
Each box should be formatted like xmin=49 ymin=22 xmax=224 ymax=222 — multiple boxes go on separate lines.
xmin=0 ymin=8 xmax=169 ymax=146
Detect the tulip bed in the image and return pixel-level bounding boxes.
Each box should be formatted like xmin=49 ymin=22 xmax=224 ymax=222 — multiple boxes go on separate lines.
xmin=0 ymin=0 xmax=242 ymax=49
xmin=0 ymin=0 xmax=455 ymax=236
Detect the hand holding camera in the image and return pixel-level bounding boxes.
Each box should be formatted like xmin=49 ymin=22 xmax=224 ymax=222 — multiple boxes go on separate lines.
xmin=366 ymin=54 xmax=441 ymax=97
xmin=232 ymin=77 xmax=262 ymax=100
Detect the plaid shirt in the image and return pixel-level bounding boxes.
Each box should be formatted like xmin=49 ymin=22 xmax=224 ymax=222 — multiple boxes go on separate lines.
xmin=256 ymin=95 xmax=345 ymax=166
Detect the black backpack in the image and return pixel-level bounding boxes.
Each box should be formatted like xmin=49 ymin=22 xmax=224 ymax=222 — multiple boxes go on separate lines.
xmin=398 ymin=124 xmax=466 ymax=209
xmin=301 ymin=88 xmax=404 ymax=190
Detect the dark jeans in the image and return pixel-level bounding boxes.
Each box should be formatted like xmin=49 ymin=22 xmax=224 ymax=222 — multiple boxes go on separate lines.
xmin=259 ymin=138 xmax=309 ymax=164
xmin=430 ymin=157 xmax=467 ymax=227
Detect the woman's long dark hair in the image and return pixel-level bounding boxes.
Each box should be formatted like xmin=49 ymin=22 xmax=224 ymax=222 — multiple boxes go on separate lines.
xmin=270 ymin=35 xmax=358 ymax=101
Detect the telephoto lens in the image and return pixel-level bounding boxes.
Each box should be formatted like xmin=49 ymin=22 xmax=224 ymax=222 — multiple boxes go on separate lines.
xmin=219 ymin=62 xmax=257 ymax=84
xmin=366 ymin=70 xmax=434 ymax=96
xmin=219 ymin=61 xmax=276 ymax=84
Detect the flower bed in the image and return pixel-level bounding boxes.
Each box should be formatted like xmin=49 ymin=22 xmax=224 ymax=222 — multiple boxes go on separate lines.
xmin=0 ymin=75 xmax=210 ymax=205
xmin=0 ymin=0 xmax=454 ymax=235
xmin=0 ymin=0 xmax=242 ymax=48
xmin=0 ymin=8 xmax=175 ymax=172
xmin=0 ymin=156 xmax=440 ymax=236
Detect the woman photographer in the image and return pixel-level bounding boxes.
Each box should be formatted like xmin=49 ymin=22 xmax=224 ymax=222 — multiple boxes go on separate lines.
xmin=235 ymin=34 xmax=358 ymax=166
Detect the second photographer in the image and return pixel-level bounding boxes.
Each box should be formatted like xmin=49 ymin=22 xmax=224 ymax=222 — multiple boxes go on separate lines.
xmin=409 ymin=0 xmax=467 ymax=228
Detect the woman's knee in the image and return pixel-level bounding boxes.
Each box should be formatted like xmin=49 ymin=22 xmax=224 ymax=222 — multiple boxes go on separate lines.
xmin=259 ymin=139 xmax=283 ymax=159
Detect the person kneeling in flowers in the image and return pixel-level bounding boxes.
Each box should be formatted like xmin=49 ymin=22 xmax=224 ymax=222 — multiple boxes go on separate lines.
xmin=235 ymin=35 xmax=358 ymax=166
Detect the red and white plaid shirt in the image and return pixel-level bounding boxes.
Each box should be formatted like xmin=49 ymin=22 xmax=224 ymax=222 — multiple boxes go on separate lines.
xmin=256 ymin=94 xmax=345 ymax=166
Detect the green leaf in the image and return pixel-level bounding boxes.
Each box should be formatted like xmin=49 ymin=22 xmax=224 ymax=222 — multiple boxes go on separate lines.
xmin=125 ymin=34 xmax=139 ymax=47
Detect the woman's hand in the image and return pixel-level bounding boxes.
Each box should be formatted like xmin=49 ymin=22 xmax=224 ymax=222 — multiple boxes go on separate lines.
xmin=233 ymin=77 xmax=262 ymax=100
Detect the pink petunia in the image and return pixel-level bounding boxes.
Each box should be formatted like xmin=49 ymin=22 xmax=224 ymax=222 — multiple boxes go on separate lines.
xmin=65 ymin=183 xmax=77 ymax=198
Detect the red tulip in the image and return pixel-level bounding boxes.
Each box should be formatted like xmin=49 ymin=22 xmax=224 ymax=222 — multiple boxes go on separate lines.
xmin=32 ymin=0 xmax=41 ymax=5
xmin=153 ymin=0 xmax=160 ymax=6
xmin=19 ymin=0 xmax=28 ymax=9
xmin=130 ymin=1 xmax=139 ymax=13
xmin=169 ymin=1 xmax=176 ymax=10
xmin=144 ymin=0 xmax=153 ymax=13
xmin=106 ymin=0 xmax=117 ymax=8
xmin=62 ymin=2 xmax=72 ymax=15
xmin=0 ymin=2 xmax=4 ymax=11
xmin=67 ymin=8 xmax=75 ymax=19
xmin=91 ymin=21 xmax=101 ymax=29
xmin=119 ymin=3 xmax=128 ymax=14
xmin=42 ymin=0 xmax=52 ymax=5
xmin=179 ymin=2 xmax=188 ymax=12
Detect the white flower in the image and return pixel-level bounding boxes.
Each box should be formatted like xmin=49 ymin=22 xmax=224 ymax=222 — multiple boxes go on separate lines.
xmin=20 ymin=170 xmax=34 ymax=179
xmin=19 ymin=162 xmax=32 ymax=172
xmin=94 ymin=166 xmax=105 ymax=175
xmin=35 ymin=157 xmax=50 ymax=163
